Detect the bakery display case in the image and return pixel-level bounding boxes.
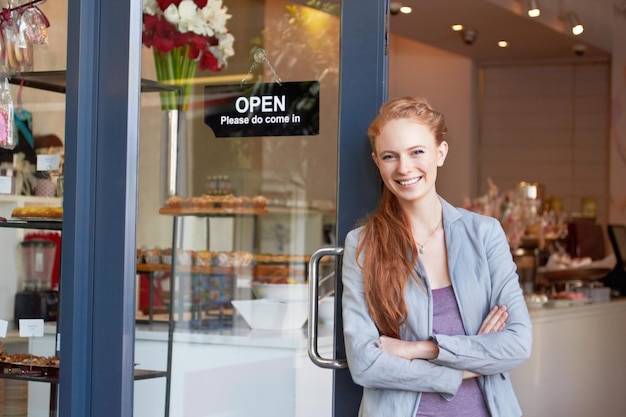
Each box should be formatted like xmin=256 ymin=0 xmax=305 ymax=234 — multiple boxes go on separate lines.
xmin=149 ymin=194 xmax=269 ymax=330
xmin=138 ymin=192 xmax=336 ymax=332
xmin=0 ymin=197 xmax=172 ymax=417
xmin=1 ymin=72 xmax=180 ymax=417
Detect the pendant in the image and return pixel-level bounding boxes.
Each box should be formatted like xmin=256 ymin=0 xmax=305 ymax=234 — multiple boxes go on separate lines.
xmin=419 ymin=247 xmax=425 ymax=255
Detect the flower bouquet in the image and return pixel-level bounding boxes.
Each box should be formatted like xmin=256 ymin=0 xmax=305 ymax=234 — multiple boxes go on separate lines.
xmin=142 ymin=0 xmax=235 ymax=110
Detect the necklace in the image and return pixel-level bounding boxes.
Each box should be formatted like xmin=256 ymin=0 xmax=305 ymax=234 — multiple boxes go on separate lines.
xmin=415 ymin=218 xmax=442 ymax=255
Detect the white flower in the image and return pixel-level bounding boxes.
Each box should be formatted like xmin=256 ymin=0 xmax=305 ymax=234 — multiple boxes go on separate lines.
xmin=176 ymin=0 xmax=205 ymax=35
xmin=163 ymin=4 xmax=180 ymax=25
xmin=144 ymin=0 xmax=231 ymax=37
xmin=218 ymin=32 xmax=235 ymax=57
xmin=201 ymin=2 xmax=231 ymax=34
xmin=142 ymin=0 xmax=159 ymax=16
xmin=209 ymin=33 xmax=234 ymax=66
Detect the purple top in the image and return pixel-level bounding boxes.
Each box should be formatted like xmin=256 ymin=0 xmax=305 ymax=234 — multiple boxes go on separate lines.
xmin=416 ymin=286 xmax=490 ymax=417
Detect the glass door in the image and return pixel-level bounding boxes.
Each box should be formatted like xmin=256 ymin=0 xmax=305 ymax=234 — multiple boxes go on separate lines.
xmin=134 ymin=0 xmax=387 ymax=416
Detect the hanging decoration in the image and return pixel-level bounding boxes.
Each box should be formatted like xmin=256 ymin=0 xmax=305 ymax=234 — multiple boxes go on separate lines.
xmin=0 ymin=0 xmax=50 ymax=150
xmin=0 ymin=0 xmax=49 ymax=75
xmin=141 ymin=0 xmax=235 ymax=111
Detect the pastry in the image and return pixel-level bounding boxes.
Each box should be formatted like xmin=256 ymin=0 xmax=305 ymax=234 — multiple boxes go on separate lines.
xmin=11 ymin=206 xmax=63 ymax=219
xmin=165 ymin=195 xmax=184 ymax=208
xmin=0 ymin=352 xmax=60 ymax=367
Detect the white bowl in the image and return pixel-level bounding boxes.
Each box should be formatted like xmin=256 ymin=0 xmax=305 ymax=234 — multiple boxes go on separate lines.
xmin=251 ymin=282 xmax=309 ymax=301
xmin=318 ymin=296 xmax=335 ymax=326
xmin=232 ymin=299 xmax=308 ymax=330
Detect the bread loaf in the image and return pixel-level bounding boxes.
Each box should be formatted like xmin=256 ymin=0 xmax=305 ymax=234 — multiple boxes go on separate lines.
xmin=11 ymin=206 xmax=63 ymax=219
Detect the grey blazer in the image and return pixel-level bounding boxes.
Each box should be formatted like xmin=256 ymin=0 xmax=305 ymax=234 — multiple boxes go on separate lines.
xmin=342 ymin=197 xmax=532 ymax=417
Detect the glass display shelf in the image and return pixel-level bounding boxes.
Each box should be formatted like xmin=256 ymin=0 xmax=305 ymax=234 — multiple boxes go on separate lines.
xmin=8 ymin=70 xmax=182 ymax=95
xmin=0 ymin=363 xmax=167 ymax=384
xmin=0 ymin=219 xmax=62 ymax=230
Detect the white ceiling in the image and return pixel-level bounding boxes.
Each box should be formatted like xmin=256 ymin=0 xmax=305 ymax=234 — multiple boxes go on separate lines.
xmin=389 ymin=0 xmax=615 ymax=63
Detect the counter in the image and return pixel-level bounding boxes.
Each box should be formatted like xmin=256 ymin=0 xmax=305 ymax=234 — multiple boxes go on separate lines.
xmin=133 ymin=322 xmax=335 ymax=417
xmin=511 ymin=298 xmax=626 ymax=417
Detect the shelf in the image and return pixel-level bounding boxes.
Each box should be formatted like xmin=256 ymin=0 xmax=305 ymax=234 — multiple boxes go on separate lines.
xmin=0 ymin=195 xmax=63 ymax=205
xmin=8 ymin=70 xmax=182 ymax=95
xmin=137 ymin=263 xmax=239 ymax=275
xmin=133 ymin=369 xmax=169 ymax=380
xmin=0 ymin=361 xmax=58 ymax=383
xmin=159 ymin=207 xmax=268 ymax=216
xmin=0 ymin=364 xmax=168 ymax=384
xmin=0 ymin=219 xmax=62 ymax=230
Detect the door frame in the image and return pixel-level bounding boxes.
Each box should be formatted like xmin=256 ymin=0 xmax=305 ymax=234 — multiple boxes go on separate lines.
xmin=60 ymin=0 xmax=141 ymax=416
xmin=333 ymin=0 xmax=389 ymax=415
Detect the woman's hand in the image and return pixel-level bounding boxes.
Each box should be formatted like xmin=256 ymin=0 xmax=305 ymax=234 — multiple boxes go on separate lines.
xmin=379 ymin=305 xmax=508 ymax=360
xmin=477 ymin=305 xmax=508 ymax=335
xmin=379 ymin=336 xmax=439 ymax=360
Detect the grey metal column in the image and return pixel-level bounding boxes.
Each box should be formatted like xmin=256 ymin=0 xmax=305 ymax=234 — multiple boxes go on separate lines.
xmin=333 ymin=0 xmax=389 ymax=415
xmin=60 ymin=0 xmax=141 ymax=416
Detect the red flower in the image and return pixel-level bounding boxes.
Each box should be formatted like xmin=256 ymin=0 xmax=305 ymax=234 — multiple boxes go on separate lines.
xmin=142 ymin=15 xmax=179 ymax=52
xmin=156 ymin=0 xmax=181 ymax=9
xmin=188 ymin=34 xmax=208 ymax=59
xmin=199 ymin=51 xmax=219 ymax=71
xmin=143 ymin=14 xmax=198 ymax=53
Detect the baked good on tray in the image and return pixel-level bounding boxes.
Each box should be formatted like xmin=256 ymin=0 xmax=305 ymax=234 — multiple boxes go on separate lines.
xmin=11 ymin=206 xmax=63 ymax=219
xmin=163 ymin=194 xmax=268 ymax=210
xmin=0 ymin=352 xmax=60 ymax=367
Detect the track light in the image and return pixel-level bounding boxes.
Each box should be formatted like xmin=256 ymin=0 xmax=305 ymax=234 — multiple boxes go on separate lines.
xmin=527 ymin=0 xmax=540 ymax=17
xmin=567 ymin=11 xmax=584 ymax=35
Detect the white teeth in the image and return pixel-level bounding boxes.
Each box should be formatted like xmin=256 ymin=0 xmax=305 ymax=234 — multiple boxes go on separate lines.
xmin=398 ymin=178 xmax=420 ymax=185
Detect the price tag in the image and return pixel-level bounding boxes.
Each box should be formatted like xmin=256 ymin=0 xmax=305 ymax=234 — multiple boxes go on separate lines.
xmin=19 ymin=319 xmax=44 ymax=337
xmin=0 ymin=176 xmax=12 ymax=194
xmin=37 ymin=154 xmax=61 ymax=172
xmin=0 ymin=319 xmax=8 ymax=338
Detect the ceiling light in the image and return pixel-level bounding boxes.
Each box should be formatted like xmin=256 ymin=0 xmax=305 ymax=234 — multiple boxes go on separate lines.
xmin=400 ymin=6 xmax=412 ymax=14
xmin=451 ymin=24 xmax=464 ymax=32
xmin=498 ymin=40 xmax=509 ymax=48
xmin=527 ymin=0 xmax=540 ymax=17
xmin=567 ymin=11 xmax=584 ymax=35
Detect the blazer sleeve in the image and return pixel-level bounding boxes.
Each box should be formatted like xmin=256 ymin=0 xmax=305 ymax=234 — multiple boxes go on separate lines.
xmin=341 ymin=229 xmax=464 ymax=395
xmin=430 ymin=218 xmax=533 ymax=375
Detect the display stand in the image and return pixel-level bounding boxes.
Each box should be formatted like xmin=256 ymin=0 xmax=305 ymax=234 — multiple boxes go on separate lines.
xmin=155 ymin=208 xmax=267 ymax=331
xmin=2 ymin=71 xmax=181 ymax=417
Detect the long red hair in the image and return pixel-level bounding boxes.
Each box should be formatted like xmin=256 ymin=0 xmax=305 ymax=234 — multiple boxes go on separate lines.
xmin=356 ymin=96 xmax=448 ymax=338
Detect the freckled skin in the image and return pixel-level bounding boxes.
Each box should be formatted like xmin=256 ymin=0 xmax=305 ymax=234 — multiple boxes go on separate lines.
xmin=371 ymin=119 xmax=448 ymax=211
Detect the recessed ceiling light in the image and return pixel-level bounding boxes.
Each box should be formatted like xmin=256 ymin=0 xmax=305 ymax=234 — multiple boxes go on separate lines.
xmin=451 ymin=24 xmax=464 ymax=32
xmin=498 ymin=40 xmax=509 ymax=48
xmin=400 ymin=6 xmax=412 ymax=14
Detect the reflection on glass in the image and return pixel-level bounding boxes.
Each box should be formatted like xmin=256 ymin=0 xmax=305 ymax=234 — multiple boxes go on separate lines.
xmin=136 ymin=1 xmax=340 ymax=416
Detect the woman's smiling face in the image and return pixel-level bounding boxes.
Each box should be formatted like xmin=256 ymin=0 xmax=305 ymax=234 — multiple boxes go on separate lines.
xmin=372 ymin=118 xmax=448 ymax=205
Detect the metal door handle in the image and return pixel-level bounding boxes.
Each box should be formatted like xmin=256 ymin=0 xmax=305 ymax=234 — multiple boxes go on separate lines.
xmin=307 ymin=246 xmax=348 ymax=369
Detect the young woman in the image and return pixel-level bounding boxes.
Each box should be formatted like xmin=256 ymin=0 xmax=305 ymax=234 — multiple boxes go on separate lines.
xmin=341 ymin=96 xmax=532 ymax=416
